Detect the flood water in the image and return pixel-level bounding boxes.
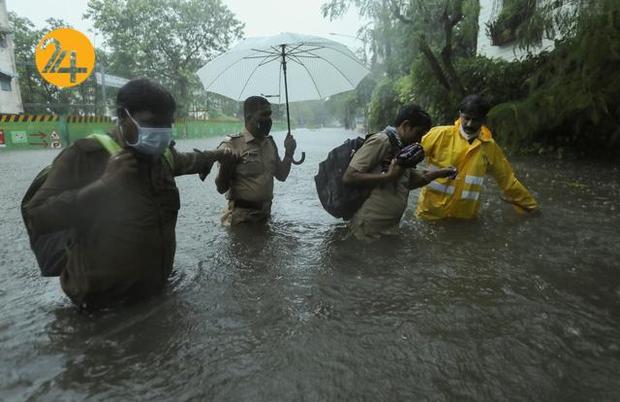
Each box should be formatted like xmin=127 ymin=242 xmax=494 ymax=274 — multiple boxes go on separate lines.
xmin=1 ymin=128 xmax=619 ymax=401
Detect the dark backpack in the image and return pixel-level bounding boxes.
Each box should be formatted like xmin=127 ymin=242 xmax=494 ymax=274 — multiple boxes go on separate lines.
xmin=21 ymin=134 xmax=174 ymax=277
xmin=20 ymin=165 xmax=70 ymax=277
xmin=314 ymin=131 xmax=400 ymax=220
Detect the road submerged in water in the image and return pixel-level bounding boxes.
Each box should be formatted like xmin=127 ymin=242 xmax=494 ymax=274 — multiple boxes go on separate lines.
xmin=1 ymin=128 xmax=619 ymax=401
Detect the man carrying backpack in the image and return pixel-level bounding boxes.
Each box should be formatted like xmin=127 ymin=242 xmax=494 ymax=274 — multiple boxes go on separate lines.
xmin=22 ymin=79 xmax=232 ymax=309
xmin=342 ymin=104 xmax=456 ymax=239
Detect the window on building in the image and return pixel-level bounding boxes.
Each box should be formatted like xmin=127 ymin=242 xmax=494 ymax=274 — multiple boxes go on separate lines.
xmin=0 ymin=32 xmax=7 ymax=48
xmin=0 ymin=75 xmax=12 ymax=92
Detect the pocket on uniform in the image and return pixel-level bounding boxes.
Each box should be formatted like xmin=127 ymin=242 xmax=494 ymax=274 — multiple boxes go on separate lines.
xmin=237 ymin=152 xmax=263 ymax=177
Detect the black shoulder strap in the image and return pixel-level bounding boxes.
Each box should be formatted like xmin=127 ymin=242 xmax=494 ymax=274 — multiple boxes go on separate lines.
xmin=384 ymin=130 xmax=402 ymax=151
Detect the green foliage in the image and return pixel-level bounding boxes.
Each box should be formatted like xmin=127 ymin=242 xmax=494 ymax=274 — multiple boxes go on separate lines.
xmin=486 ymin=0 xmax=540 ymax=46
xmin=321 ymin=0 xmax=480 ymax=127
xmin=9 ymin=13 xmax=97 ymax=114
xmin=485 ymin=0 xmax=620 ymax=157
xmin=85 ymin=0 xmax=243 ymax=116
xmin=368 ymin=78 xmax=400 ymax=131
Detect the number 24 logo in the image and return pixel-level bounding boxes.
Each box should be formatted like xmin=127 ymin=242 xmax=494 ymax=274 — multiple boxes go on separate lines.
xmin=35 ymin=28 xmax=95 ymax=89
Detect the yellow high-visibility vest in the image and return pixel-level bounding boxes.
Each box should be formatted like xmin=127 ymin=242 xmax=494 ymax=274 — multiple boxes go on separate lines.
xmin=416 ymin=119 xmax=538 ymax=220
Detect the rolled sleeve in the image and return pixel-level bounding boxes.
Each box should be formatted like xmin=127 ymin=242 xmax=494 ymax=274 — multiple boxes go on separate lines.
xmin=349 ymin=134 xmax=391 ymax=173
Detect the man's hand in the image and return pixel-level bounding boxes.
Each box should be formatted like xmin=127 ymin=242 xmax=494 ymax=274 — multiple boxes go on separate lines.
xmin=101 ymin=150 xmax=137 ymax=187
xmin=386 ymin=158 xmax=405 ymax=180
xmin=215 ymin=148 xmax=237 ymax=166
xmin=284 ymin=133 xmax=297 ymax=158
xmin=436 ymin=166 xmax=458 ymax=179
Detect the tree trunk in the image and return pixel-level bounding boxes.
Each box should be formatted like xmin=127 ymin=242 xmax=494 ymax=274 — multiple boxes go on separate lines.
xmin=440 ymin=1 xmax=466 ymax=97
xmin=419 ymin=36 xmax=453 ymax=92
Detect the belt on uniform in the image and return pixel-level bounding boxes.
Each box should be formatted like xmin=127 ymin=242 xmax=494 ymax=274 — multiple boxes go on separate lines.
xmin=233 ymin=199 xmax=266 ymax=210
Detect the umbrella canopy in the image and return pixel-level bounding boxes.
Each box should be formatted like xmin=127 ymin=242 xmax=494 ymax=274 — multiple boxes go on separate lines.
xmin=197 ymin=32 xmax=370 ymax=104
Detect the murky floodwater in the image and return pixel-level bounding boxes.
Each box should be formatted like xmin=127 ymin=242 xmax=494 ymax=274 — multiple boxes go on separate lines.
xmin=1 ymin=128 xmax=619 ymax=401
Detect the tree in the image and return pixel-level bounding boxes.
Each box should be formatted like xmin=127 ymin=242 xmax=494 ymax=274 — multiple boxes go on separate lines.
xmin=487 ymin=0 xmax=620 ymax=157
xmin=322 ymin=0 xmax=479 ymax=95
xmin=9 ymin=13 xmax=97 ymax=114
xmin=322 ymin=0 xmax=479 ymax=126
xmin=85 ymin=0 xmax=244 ymax=116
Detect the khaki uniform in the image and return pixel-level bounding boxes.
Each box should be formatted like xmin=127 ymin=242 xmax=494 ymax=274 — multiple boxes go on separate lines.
xmin=218 ymin=129 xmax=288 ymax=225
xmin=24 ymin=135 xmax=215 ymax=309
xmin=348 ymin=131 xmax=425 ymax=239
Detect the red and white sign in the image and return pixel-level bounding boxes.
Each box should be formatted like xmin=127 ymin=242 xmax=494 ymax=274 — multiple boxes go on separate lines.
xmin=50 ymin=130 xmax=62 ymax=149
xmin=0 ymin=130 xmax=5 ymax=148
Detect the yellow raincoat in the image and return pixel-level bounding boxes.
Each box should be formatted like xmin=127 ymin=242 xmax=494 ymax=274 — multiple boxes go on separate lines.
xmin=416 ymin=119 xmax=538 ymax=220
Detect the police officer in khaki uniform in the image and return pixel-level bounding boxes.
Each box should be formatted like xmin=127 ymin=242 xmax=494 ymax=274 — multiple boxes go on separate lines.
xmin=343 ymin=104 xmax=456 ymax=239
xmin=216 ymin=96 xmax=297 ymax=225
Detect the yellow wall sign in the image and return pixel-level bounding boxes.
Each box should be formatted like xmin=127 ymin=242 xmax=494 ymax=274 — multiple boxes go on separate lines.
xmin=35 ymin=28 xmax=96 ymax=89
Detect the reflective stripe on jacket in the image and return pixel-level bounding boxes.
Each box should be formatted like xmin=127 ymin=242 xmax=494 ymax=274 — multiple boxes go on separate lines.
xmin=416 ymin=119 xmax=538 ymax=220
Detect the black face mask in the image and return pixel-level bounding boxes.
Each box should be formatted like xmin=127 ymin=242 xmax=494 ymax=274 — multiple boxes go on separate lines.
xmin=253 ymin=118 xmax=272 ymax=137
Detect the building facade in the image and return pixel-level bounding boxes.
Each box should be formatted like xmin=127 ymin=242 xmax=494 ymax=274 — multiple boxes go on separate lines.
xmin=0 ymin=0 xmax=24 ymax=114
xmin=476 ymin=0 xmax=558 ymax=61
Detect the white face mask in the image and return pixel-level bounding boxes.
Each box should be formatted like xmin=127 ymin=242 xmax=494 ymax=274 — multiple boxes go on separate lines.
xmin=121 ymin=108 xmax=173 ymax=155
xmin=459 ymin=124 xmax=479 ymax=141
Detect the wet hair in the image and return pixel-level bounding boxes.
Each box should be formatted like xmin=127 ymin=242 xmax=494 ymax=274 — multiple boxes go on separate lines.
xmin=459 ymin=94 xmax=490 ymax=118
xmin=116 ymin=78 xmax=176 ymax=120
xmin=393 ymin=104 xmax=432 ymax=131
xmin=243 ymin=96 xmax=270 ymax=121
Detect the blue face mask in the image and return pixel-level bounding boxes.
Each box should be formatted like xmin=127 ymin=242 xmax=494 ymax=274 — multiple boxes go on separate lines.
xmin=122 ymin=109 xmax=173 ymax=155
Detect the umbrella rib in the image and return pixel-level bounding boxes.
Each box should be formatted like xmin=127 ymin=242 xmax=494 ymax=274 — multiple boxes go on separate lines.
xmin=309 ymin=46 xmax=369 ymax=72
xmin=244 ymin=55 xmax=280 ymax=60
xmin=304 ymin=50 xmax=356 ymax=87
xmin=278 ymin=43 xmax=304 ymax=55
xmin=287 ymin=55 xmax=322 ymax=59
xmin=237 ymin=53 xmax=273 ymax=100
xmin=258 ymin=54 xmax=282 ymax=67
xmin=201 ymin=57 xmax=251 ymax=91
xmin=288 ymin=54 xmax=323 ymax=99
xmin=288 ymin=45 xmax=325 ymax=56
xmin=250 ymin=48 xmax=281 ymax=55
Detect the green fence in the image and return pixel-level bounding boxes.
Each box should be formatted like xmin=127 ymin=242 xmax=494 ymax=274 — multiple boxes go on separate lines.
xmin=0 ymin=115 xmax=286 ymax=151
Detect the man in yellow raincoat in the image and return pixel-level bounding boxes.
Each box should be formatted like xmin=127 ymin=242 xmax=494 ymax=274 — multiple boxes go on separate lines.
xmin=416 ymin=95 xmax=539 ymax=220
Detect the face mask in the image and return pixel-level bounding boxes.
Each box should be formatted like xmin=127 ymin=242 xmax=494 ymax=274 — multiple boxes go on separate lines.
xmin=122 ymin=108 xmax=173 ymax=155
xmin=254 ymin=118 xmax=272 ymax=137
xmin=459 ymin=124 xmax=479 ymax=141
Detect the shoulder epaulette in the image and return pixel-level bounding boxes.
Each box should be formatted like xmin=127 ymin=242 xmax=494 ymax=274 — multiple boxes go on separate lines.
xmin=226 ymin=133 xmax=243 ymax=141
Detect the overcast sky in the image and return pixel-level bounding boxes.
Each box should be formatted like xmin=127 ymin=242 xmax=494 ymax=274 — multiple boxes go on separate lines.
xmin=7 ymin=0 xmax=366 ymax=51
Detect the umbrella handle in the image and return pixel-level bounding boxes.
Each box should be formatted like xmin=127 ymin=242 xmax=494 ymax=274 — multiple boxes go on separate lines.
xmin=286 ymin=131 xmax=305 ymax=165
xmin=292 ymin=152 xmax=305 ymax=165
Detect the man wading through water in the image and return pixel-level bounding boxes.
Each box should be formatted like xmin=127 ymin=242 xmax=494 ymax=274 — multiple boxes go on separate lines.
xmin=343 ymin=104 xmax=456 ymax=239
xmin=23 ymin=79 xmax=233 ymax=309
xmin=415 ymin=94 xmax=539 ymax=220
xmin=215 ymin=96 xmax=298 ymax=225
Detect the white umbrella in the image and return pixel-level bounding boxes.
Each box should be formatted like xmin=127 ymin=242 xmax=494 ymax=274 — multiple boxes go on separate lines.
xmin=197 ymin=32 xmax=370 ymax=164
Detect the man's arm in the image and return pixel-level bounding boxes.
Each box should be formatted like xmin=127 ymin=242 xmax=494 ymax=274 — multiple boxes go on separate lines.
xmin=215 ymin=142 xmax=236 ymax=194
xmin=170 ymin=143 xmax=231 ymax=179
xmin=25 ymin=146 xmax=137 ymax=234
xmin=407 ymin=167 xmax=457 ymax=190
xmin=342 ymin=134 xmax=399 ymax=185
xmin=488 ymin=142 xmax=538 ymax=213
xmin=343 ymin=159 xmax=403 ymax=185
xmin=274 ymin=133 xmax=296 ymax=182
